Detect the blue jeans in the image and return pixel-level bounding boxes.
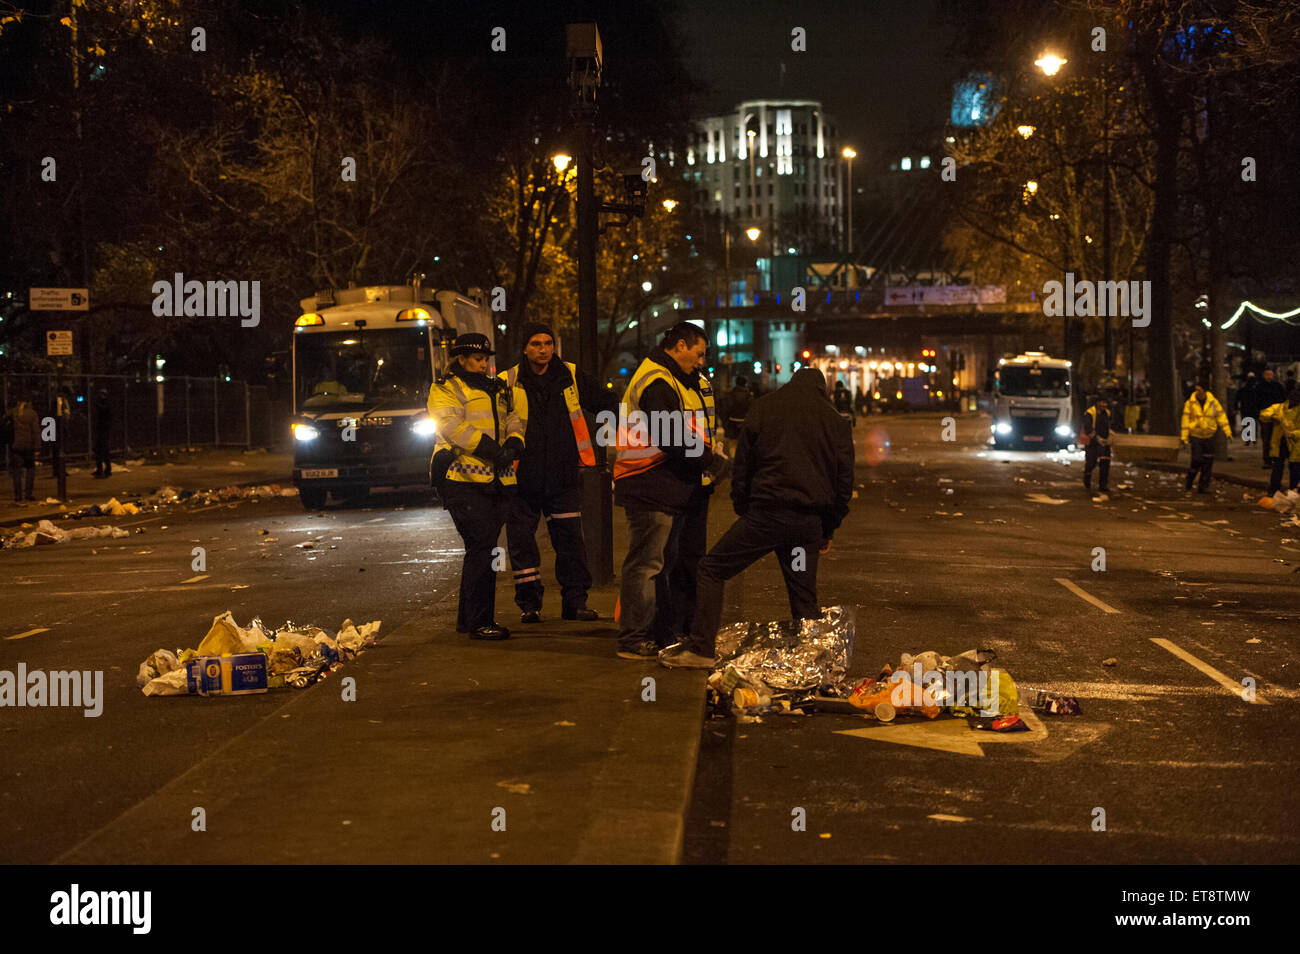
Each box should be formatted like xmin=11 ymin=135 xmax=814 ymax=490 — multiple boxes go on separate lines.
xmin=617 ymin=508 xmax=681 ymax=649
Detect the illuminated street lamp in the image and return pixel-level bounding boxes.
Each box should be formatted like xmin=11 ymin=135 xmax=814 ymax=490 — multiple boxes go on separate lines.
xmin=746 ymin=226 xmax=761 ymax=242
xmin=1034 ymin=53 xmax=1067 ymax=76
xmin=1016 ymin=124 xmax=1036 ymax=139
xmin=842 ymin=146 xmax=857 ymax=256
xmin=552 ymin=153 xmax=572 ymax=173
xmin=661 ymin=198 xmax=678 ymax=212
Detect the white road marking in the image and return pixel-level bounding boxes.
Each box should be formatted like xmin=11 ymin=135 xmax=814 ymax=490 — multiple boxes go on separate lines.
xmin=5 ymin=628 xmax=50 ymax=641
xmin=180 ymin=575 xmax=209 ymax=584
xmin=835 ymin=709 xmax=1047 ymax=757
xmin=928 ymin=813 xmax=972 ymax=822
xmin=1149 ymin=637 xmax=1271 ymax=705
xmin=1055 ymin=578 xmax=1121 ymax=614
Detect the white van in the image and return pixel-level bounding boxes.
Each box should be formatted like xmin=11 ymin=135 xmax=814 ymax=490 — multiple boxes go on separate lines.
xmin=991 ymin=352 xmax=1074 ymax=450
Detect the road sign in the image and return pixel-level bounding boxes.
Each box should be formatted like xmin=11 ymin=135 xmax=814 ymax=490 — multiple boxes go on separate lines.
xmin=46 ymin=330 xmax=73 ymax=356
xmin=30 ymin=288 xmax=90 ymax=311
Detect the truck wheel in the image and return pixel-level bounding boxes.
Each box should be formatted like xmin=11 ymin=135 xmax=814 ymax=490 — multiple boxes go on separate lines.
xmin=299 ymin=487 xmax=327 ymax=510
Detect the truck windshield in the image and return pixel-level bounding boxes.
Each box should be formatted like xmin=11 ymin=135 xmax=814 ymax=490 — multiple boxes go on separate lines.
xmin=296 ymin=328 xmax=431 ymax=411
xmin=998 ymin=366 xmax=1070 ymax=397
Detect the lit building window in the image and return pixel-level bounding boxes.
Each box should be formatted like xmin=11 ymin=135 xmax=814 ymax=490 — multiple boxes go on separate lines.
xmin=919 ymin=156 xmax=931 ymax=169
xmin=901 ymin=156 xmax=912 ymax=171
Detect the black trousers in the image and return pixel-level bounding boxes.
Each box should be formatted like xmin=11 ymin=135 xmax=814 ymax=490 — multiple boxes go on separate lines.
xmin=506 ymin=486 xmax=592 ymax=613
xmin=1268 ymin=440 xmax=1300 ymax=494
xmin=93 ymin=440 xmax=111 ymax=476
xmin=1187 ymin=436 xmax=1216 ymax=490
xmin=441 ymin=481 xmax=510 ymax=631
xmin=682 ymin=507 xmax=823 ymax=657
xmin=655 ymin=484 xmax=711 ymax=643
xmin=1083 ymin=441 xmax=1110 ymax=492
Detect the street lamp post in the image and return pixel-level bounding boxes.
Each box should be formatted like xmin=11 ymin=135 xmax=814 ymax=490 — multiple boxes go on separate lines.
xmin=566 ymin=22 xmax=613 ymax=586
xmin=842 ymin=147 xmax=856 ymax=258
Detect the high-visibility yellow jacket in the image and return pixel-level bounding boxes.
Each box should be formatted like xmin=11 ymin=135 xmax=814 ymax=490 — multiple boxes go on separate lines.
xmin=498 ymin=360 xmax=595 ymax=467
xmin=1261 ymin=401 xmax=1300 ymax=458
xmin=428 ymin=369 xmax=528 ymax=485
xmin=613 ymin=357 xmax=710 ymax=482
xmin=696 ymin=369 xmax=719 ymax=487
xmin=1080 ymin=405 xmax=1111 ymax=446
xmin=1181 ymin=391 xmax=1231 ymax=442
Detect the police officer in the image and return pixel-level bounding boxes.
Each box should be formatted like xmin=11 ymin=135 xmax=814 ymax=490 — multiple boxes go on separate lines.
xmin=1080 ymin=395 xmax=1113 ymax=501
xmin=497 ymin=321 xmax=617 ymax=623
xmin=428 ymin=333 xmax=528 ymax=640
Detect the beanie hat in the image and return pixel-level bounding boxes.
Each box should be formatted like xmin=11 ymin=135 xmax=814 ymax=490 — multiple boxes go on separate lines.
xmin=521 ymin=322 xmax=555 ymax=351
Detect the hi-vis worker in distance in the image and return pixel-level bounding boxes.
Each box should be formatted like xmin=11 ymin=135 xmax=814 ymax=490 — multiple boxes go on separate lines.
xmin=428 ymin=333 xmax=527 ymax=641
xmin=1261 ymin=381 xmax=1300 ymax=496
xmin=1080 ymin=395 xmax=1113 ymax=502
xmin=497 ymin=321 xmax=618 ymax=624
xmin=1180 ymin=379 xmax=1232 ymax=494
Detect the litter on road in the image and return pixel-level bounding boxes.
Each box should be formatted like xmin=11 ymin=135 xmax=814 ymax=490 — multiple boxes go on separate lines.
xmin=703 ymin=615 xmax=1075 ymax=734
xmin=138 ymin=611 xmax=381 ymax=696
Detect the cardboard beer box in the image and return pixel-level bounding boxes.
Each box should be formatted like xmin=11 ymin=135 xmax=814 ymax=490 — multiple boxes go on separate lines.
xmin=185 ymin=653 xmax=269 ymax=696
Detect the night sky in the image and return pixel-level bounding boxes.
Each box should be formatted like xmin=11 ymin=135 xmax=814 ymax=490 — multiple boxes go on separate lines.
xmin=680 ymin=0 xmax=953 ymax=162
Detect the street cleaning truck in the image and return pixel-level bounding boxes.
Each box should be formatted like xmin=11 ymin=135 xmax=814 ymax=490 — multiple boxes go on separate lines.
xmin=990 ymin=351 xmax=1075 ymax=450
xmin=290 ymin=281 xmax=492 ymax=509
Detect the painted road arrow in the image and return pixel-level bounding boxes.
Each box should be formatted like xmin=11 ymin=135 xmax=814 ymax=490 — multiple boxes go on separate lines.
xmin=834 ymin=709 xmax=1047 ymax=756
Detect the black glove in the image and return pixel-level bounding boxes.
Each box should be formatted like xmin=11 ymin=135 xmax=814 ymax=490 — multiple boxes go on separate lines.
xmin=495 ymin=436 xmax=524 ymax=468
xmin=473 ymin=434 xmax=503 ymax=462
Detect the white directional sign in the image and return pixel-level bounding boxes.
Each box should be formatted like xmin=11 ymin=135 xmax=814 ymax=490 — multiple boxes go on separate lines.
xmin=46 ymin=330 xmax=73 ymax=356
xmin=30 ymin=288 xmax=90 ymax=311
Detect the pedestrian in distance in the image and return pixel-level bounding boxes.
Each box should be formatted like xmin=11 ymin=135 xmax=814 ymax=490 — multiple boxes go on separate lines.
xmin=91 ymin=388 xmax=113 ymax=479
xmin=612 ymin=321 xmax=717 ymax=660
xmin=1180 ymin=379 xmax=1232 ymax=494
xmin=720 ymin=374 xmax=753 ymax=458
xmin=1261 ymin=381 xmax=1300 ymax=495
xmin=1080 ymin=395 xmax=1113 ymax=501
xmin=497 ymin=322 xmax=617 ymax=624
xmin=660 ymin=367 xmax=854 ymax=669
xmin=5 ymin=398 xmax=41 ymax=504
xmin=833 ymin=380 xmax=855 ymax=427
xmin=1257 ymin=368 xmax=1286 ymax=468
xmin=428 ymin=333 xmax=528 ymax=641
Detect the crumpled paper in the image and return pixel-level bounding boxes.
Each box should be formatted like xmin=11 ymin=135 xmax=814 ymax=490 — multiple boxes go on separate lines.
xmin=714 ymin=606 xmax=854 ymax=691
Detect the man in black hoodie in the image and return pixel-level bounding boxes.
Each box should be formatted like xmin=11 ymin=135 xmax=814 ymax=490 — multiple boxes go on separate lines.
xmin=660 ymin=367 xmax=854 ymax=668
xmin=498 ymin=322 xmax=618 ymax=622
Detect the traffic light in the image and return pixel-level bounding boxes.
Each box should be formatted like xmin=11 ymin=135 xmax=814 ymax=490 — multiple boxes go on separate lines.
xmin=801 ymin=349 xmax=811 ymax=360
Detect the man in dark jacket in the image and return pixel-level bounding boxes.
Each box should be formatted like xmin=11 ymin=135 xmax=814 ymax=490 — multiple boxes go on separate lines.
xmin=1258 ymin=368 xmax=1286 ymax=467
xmin=498 ymin=322 xmax=618 ymax=622
xmin=1080 ymin=396 xmax=1112 ymax=501
xmin=6 ymin=398 xmax=42 ymax=503
xmin=660 ymin=367 xmax=855 ymax=668
xmin=612 ymin=322 xmax=716 ymax=659
xmin=92 ymin=388 xmax=114 ymax=478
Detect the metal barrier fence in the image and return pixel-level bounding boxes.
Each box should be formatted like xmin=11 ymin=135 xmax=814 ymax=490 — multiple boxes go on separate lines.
xmin=1 ymin=374 xmax=286 ymax=458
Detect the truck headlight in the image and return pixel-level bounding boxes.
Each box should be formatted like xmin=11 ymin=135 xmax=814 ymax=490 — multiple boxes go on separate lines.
xmin=1055 ymin=425 xmax=1071 ymax=436
xmin=996 ymin=422 xmax=1012 ymax=435
xmin=293 ymin=423 xmax=320 ymax=442
xmin=412 ymin=418 xmax=437 ymax=438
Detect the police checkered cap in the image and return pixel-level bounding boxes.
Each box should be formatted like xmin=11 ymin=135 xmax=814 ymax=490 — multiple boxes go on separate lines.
xmin=451 ymin=333 xmax=494 ymax=356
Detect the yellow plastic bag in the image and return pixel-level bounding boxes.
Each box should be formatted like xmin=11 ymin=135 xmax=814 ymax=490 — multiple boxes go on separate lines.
xmin=196 ymin=613 xmax=246 ymax=656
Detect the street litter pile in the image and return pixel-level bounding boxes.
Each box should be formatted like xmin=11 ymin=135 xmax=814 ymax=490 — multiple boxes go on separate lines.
xmin=706 ymin=608 xmax=1080 ymax=730
xmin=137 ymin=611 xmax=380 ymax=697
xmin=65 ymin=484 xmax=297 ymax=520
xmin=1 ymin=518 xmax=130 ymax=549
xmin=1251 ymin=489 xmax=1300 ymax=514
